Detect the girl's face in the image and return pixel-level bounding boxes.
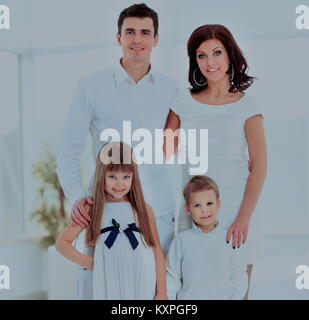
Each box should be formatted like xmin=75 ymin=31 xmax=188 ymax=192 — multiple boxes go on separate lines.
xmin=196 ymin=38 xmax=230 ymax=84
xmin=105 ymin=170 xmax=133 ymax=201
xmin=185 ymin=189 xmax=220 ymax=232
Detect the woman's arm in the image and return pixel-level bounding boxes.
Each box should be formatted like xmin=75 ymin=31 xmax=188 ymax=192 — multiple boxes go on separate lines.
xmin=163 ymin=109 xmax=181 ymax=160
xmin=55 ymin=220 xmax=94 ymax=270
xmin=146 ymin=204 xmax=168 ymax=300
xmin=226 ymin=115 xmax=267 ymax=248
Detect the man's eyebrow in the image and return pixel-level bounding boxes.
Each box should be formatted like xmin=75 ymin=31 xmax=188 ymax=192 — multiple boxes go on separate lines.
xmin=124 ymin=28 xmax=152 ymax=33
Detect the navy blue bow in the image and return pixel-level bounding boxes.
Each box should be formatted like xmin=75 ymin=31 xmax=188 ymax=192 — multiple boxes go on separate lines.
xmin=100 ymin=218 xmax=140 ymax=250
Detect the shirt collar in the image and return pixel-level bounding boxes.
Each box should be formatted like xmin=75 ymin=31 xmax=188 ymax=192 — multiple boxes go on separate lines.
xmin=113 ymin=58 xmax=155 ymax=86
xmin=192 ymin=221 xmax=220 ymax=235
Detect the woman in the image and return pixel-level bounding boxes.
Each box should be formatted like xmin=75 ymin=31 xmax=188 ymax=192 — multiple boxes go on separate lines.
xmin=164 ymin=24 xmax=267 ymax=299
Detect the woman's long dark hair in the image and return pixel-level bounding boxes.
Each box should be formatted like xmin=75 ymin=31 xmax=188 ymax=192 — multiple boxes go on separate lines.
xmin=187 ymin=24 xmax=255 ymax=93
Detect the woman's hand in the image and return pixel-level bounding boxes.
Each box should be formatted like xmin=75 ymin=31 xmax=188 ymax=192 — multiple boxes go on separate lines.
xmin=226 ymin=214 xmax=251 ymax=248
xmin=155 ymin=293 xmax=169 ymax=300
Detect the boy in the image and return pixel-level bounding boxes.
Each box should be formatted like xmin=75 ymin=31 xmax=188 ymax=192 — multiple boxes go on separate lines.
xmin=166 ymin=176 xmax=248 ymax=299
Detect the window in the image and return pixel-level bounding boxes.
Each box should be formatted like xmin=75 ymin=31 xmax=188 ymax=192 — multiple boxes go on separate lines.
xmin=0 ymin=51 xmax=23 ymax=236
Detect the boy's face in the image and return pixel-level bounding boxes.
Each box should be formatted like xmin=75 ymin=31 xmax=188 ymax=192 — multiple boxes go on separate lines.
xmin=117 ymin=17 xmax=159 ymax=64
xmin=185 ymin=189 xmax=220 ymax=231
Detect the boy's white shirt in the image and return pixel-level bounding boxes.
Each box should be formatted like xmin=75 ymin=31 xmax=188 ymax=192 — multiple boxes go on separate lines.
xmin=166 ymin=222 xmax=248 ymax=300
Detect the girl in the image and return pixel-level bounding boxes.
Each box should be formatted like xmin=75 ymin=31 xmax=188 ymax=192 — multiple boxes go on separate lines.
xmin=55 ymin=141 xmax=167 ymax=300
xmin=164 ymin=24 xmax=267 ymax=299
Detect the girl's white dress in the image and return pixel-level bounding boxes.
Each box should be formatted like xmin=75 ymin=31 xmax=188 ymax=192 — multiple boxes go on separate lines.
xmin=92 ymin=202 xmax=156 ymax=299
xmin=171 ymin=89 xmax=264 ymax=264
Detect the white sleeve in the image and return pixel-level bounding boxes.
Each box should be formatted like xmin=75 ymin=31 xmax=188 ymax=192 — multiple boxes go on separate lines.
xmin=166 ymin=236 xmax=183 ymax=300
xmin=56 ymin=79 xmax=92 ymax=206
xmin=169 ymin=88 xmax=181 ymax=116
xmin=230 ymin=249 xmax=249 ymax=300
xmin=244 ymin=96 xmax=263 ymax=121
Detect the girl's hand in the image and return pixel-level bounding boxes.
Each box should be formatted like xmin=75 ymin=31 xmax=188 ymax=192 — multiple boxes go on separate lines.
xmin=226 ymin=214 xmax=251 ymax=248
xmin=83 ymin=255 xmax=94 ymax=271
xmin=155 ymin=293 xmax=168 ymax=300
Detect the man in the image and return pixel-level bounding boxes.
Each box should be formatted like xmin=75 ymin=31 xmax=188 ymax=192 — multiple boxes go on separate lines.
xmin=57 ymin=3 xmax=179 ymax=299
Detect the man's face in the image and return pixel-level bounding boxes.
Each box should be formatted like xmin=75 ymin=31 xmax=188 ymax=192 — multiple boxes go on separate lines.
xmin=117 ymin=17 xmax=159 ymax=63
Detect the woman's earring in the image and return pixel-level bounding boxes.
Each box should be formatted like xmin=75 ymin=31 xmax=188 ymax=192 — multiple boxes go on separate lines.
xmin=229 ymin=64 xmax=235 ymax=85
xmin=193 ymin=68 xmax=207 ymax=87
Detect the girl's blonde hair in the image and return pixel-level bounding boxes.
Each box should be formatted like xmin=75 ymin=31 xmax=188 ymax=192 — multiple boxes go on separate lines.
xmin=86 ymin=141 xmax=155 ymax=248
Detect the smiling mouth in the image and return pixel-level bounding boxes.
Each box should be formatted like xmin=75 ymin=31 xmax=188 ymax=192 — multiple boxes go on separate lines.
xmin=207 ymin=67 xmax=220 ymax=72
xmin=130 ymin=47 xmax=144 ymax=52
xmin=201 ymin=215 xmax=212 ymax=220
xmin=112 ymin=188 xmax=126 ymax=193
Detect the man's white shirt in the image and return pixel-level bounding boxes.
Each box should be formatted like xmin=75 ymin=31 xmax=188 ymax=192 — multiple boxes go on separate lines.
xmin=57 ymin=61 xmax=179 ymax=217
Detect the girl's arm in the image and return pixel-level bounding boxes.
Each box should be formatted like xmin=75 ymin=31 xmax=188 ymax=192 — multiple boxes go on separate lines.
xmin=55 ymin=220 xmax=94 ymax=271
xmin=163 ymin=109 xmax=181 ymax=160
xmin=146 ymin=204 xmax=168 ymax=300
xmin=226 ymin=115 xmax=267 ymax=248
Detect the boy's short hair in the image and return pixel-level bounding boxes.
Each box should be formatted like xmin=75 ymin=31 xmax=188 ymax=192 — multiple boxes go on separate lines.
xmin=117 ymin=3 xmax=159 ymax=36
xmin=183 ymin=176 xmax=220 ymax=204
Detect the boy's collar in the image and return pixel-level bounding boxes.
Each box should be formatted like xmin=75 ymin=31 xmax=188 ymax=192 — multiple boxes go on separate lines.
xmin=191 ymin=220 xmax=219 ymax=234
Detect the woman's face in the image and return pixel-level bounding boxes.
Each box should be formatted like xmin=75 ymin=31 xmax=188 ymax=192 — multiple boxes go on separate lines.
xmin=196 ymin=38 xmax=230 ymax=84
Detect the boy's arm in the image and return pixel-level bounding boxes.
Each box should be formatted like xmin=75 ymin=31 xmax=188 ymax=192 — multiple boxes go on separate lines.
xmin=166 ymin=235 xmax=183 ymax=300
xmin=55 ymin=220 xmax=93 ymax=270
xmin=146 ymin=204 xmax=167 ymax=299
xmin=230 ymin=249 xmax=248 ymax=300
xmin=56 ymin=79 xmax=92 ymax=207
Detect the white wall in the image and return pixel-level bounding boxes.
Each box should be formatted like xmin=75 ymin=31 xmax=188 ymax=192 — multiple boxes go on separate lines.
xmin=1 ymin=0 xmax=309 ymax=299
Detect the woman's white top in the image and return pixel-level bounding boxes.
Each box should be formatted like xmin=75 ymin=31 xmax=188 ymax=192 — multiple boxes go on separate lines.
xmin=170 ymin=89 xmax=264 ymax=264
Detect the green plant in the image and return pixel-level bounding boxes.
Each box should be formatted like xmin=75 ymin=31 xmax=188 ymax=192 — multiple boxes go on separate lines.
xmin=30 ymin=149 xmax=70 ymax=249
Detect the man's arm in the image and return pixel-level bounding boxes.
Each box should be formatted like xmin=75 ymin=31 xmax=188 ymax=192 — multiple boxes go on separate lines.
xmin=56 ymin=79 xmax=93 ymax=221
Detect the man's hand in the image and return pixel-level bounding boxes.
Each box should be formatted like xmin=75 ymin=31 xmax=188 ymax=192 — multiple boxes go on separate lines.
xmin=71 ymin=197 xmax=93 ymax=227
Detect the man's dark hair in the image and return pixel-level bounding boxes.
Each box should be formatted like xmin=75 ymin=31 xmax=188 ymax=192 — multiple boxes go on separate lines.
xmin=118 ymin=3 xmax=159 ymax=36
